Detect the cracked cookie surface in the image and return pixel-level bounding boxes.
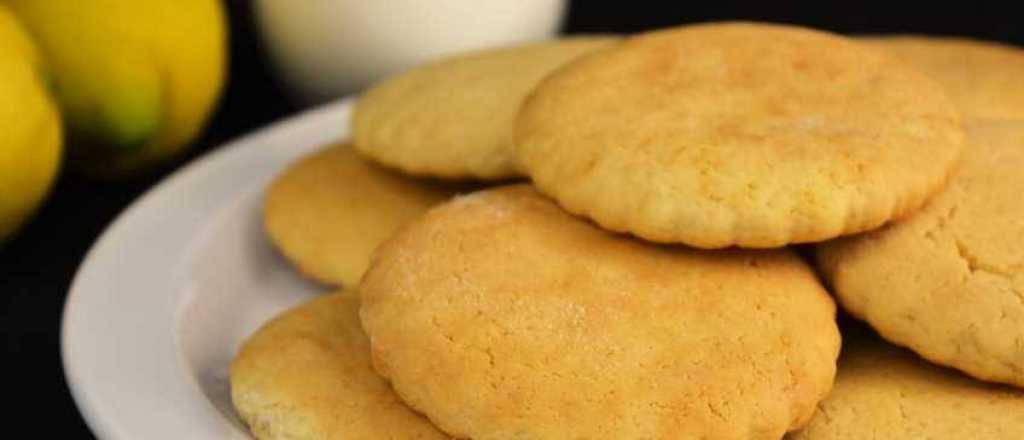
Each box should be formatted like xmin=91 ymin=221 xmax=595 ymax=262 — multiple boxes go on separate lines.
xmin=788 ymin=325 xmax=1024 ymax=439
xmin=353 ymin=36 xmax=618 ymax=180
xmin=515 ymin=22 xmax=964 ymax=248
xmin=817 ymin=120 xmax=1024 ymax=387
xmin=861 ymin=36 xmax=1024 ymax=120
xmin=264 ymin=144 xmax=463 ymax=286
xmin=359 ymin=184 xmax=840 ymax=439
xmin=230 ymin=292 xmax=449 ymax=439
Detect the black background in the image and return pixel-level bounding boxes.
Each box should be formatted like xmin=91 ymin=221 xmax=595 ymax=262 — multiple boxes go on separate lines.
xmin=3 ymin=1 xmax=1020 ymax=437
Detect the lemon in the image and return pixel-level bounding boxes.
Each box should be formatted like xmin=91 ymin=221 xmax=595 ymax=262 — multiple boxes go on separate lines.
xmin=3 ymin=0 xmax=227 ymax=176
xmin=0 ymin=5 xmax=61 ymax=242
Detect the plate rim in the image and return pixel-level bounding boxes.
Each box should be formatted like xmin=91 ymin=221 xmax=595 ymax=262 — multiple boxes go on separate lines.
xmin=61 ymin=97 xmax=355 ymax=439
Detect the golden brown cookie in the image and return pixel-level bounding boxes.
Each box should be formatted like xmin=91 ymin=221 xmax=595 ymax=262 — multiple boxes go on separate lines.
xmin=861 ymin=35 xmax=1024 ymax=119
xmin=360 ymin=184 xmax=840 ymax=439
xmin=263 ymin=143 xmax=462 ymax=286
xmin=516 ymin=22 xmax=964 ymax=248
xmin=789 ymin=325 xmax=1024 ymax=439
xmin=817 ymin=120 xmax=1024 ymax=387
xmin=230 ymin=292 xmax=449 ymax=439
xmin=352 ymin=36 xmax=618 ymax=180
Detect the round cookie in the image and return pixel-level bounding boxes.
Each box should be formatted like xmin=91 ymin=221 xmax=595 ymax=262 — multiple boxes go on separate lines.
xmin=516 ymin=22 xmax=964 ymax=248
xmin=264 ymin=143 xmax=462 ymax=286
xmin=789 ymin=325 xmax=1024 ymax=439
xmin=817 ymin=120 xmax=1024 ymax=387
xmin=860 ymin=35 xmax=1024 ymax=119
xmin=360 ymin=184 xmax=840 ymax=439
xmin=230 ymin=292 xmax=448 ymax=439
xmin=352 ymin=36 xmax=619 ymax=180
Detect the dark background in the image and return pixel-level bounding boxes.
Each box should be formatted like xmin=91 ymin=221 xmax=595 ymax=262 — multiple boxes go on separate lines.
xmin=2 ymin=1 xmax=1020 ymax=437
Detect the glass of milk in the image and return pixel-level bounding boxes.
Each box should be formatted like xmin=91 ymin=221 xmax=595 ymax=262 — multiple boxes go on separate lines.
xmin=254 ymin=0 xmax=568 ymax=104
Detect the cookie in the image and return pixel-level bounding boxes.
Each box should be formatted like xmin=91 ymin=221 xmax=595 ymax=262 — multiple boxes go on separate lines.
xmin=861 ymin=35 xmax=1024 ymax=119
xmin=360 ymin=184 xmax=840 ymax=439
xmin=352 ymin=36 xmax=618 ymax=180
xmin=516 ymin=22 xmax=964 ymax=248
xmin=817 ymin=120 xmax=1024 ymax=387
xmin=263 ymin=143 xmax=461 ymax=286
xmin=789 ymin=325 xmax=1024 ymax=439
xmin=230 ymin=292 xmax=448 ymax=439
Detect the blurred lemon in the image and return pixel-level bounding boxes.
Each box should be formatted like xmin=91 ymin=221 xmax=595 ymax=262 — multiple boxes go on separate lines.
xmin=0 ymin=5 xmax=62 ymax=242
xmin=4 ymin=0 xmax=227 ymax=176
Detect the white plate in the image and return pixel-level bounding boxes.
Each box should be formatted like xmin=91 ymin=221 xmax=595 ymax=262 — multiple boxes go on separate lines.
xmin=62 ymin=98 xmax=355 ymax=439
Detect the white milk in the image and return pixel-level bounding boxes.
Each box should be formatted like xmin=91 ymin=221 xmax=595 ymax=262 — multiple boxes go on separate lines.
xmin=254 ymin=0 xmax=568 ymax=104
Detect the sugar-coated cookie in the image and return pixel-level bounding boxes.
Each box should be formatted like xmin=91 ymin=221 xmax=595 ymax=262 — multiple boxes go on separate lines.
xmin=263 ymin=144 xmax=461 ymax=286
xmin=861 ymin=35 xmax=1024 ymax=119
xmin=516 ymin=22 xmax=964 ymax=248
xmin=353 ymin=36 xmax=618 ymax=180
xmin=818 ymin=120 xmax=1024 ymax=387
xmin=789 ymin=325 xmax=1024 ymax=439
xmin=360 ymin=184 xmax=840 ymax=439
xmin=230 ymin=292 xmax=449 ymax=439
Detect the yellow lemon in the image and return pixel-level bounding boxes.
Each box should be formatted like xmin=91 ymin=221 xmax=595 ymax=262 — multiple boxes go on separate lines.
xmin=4 ymin=0 xmax=226 ymax=176
xmin=0 ymin=5 xmax=62 ymax=242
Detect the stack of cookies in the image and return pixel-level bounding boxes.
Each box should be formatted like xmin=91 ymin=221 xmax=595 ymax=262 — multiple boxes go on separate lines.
xmin=230 ymin=22 xmax=1024 ymax=439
